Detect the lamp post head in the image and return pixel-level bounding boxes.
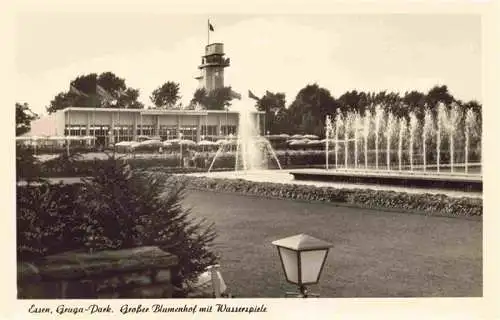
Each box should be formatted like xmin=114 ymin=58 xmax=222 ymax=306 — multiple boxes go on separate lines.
xmin=272 ymin=234 xmax=332 ymax=287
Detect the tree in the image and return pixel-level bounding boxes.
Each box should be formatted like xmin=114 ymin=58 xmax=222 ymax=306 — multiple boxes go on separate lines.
xmin=337 ymin=90 xmax=369 ymax=114
xmin=16 ymin=102 xmax=38 ymax=136
xmin=287 ymin=83 xmax=338 ymax=136
xmin=254 ymin=91 xmax=286 ymax=134
xmin=98 ymin=72 xmax=126 ymax=95
xmin=191 ymin=88 xmax=208 ymax=109
xmin=150 ymin=81 xmax=181 ymax=109
xmin=426 ymin=85 xmax=455 ymax=109
xmin=78 ymin=156 xmax=217 ymax=296
xmin=116 ymin=88 xmax=144 ymax=109
xmin=205 ymin=87 xmax=234 ymax=110
xmin=401 ymin=90 xmax=426 ymax=119
xmin=46 ymin=72 xmax=144 ymax=113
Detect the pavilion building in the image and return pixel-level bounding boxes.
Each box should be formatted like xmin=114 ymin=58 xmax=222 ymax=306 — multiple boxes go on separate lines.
xmin=23 ymin=40 xmax=263 ymax=146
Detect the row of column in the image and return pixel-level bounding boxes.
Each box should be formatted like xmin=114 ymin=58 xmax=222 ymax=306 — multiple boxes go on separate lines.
xmin=72 ymin=111 xmax=257 ymax=143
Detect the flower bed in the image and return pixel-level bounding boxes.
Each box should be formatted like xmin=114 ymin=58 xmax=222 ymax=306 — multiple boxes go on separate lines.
xmin=168 ymin=175 xmax=482 ymax=218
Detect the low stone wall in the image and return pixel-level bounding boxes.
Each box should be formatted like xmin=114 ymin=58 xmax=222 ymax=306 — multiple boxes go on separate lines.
xmin=18 ymin=246 xmax=179 ymax=299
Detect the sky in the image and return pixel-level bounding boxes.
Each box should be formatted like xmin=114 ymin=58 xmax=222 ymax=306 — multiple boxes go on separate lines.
xmin=15 ymin=13 xmax=481 ymax=115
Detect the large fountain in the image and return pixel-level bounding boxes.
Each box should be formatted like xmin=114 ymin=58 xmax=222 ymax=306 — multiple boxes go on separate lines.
xmin=198 ymin=98 xmax=481 ymax=193
xmin=291 ymin=102 xmax=482 ymax=191
xmin=208 ymin=99 xmax=282 ymax=173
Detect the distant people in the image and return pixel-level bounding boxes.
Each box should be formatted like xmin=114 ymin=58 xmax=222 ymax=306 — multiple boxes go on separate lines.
xmin=204 ymin=152 xmax=209 ymax=168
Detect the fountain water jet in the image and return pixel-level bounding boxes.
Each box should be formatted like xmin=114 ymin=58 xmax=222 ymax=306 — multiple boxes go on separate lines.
xmin=325 ymin=115 xmax=333 ymax=170
xmin=398 ymin=117 xmax=407 ymax=171
xmin=353 ymin=112 xmax=361 ymax=168
xmin=436 ymin=103 xmax=447 ymax=173
xmin=385 ymin=113 xmax=396 ymax=171
xmin=374 ymin=105 xmax=384 ymax=170
xmin=448 ymin=104 xmax=461 ymax=173
xmin=464 ymin=109 xmax=477 ymax=174
xmin=422 ymin=109 xmax=433 ymax=172
xmin=344 ymin=113 xmax=351 ymax=168
xmin=363 ymin=110 xmax=371 ymax=169
xmin=409 ymin=112 xmax=418 ymax=172
xmin=208 ymin=98 xmax=282 ymax=173
xmin=334 ymin=110 xmax=342 ymax=169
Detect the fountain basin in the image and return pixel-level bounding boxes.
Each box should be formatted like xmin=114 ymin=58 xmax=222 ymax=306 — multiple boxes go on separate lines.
xmin=289 ymin=169 xmax=482 ymax=192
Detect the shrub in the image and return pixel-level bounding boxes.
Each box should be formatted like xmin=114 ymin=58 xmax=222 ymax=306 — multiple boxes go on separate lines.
xmin=17 ymin=155 xmax=218 ymax=297
xmin=16 ymin=145 xmax=44 ymax=184
xmin=17 ymin=183 xmax=83 ymax=260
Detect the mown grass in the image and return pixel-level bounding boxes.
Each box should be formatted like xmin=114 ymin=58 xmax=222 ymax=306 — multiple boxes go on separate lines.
xmin=182 ymin=190 xmax=482 ymax=298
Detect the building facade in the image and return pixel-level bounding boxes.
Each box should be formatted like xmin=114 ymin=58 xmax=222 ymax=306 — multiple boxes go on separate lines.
xmin=25 ymin=40 xmax=258 ymax=146
xmin=43 ymin=107 xmax=263 ymax=146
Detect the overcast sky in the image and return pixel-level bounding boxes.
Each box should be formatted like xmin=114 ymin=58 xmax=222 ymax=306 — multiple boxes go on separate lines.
xmin=16 ymin=13 xmax=481 ymax=115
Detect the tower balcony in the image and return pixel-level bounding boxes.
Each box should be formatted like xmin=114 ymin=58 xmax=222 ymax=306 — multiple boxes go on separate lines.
xmin=198 ymin=57 xmax=230 ymax=69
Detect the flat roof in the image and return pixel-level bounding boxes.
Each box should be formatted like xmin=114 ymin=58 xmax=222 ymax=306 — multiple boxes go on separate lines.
xmin=61 ymin=107 xmax=264 ymax=115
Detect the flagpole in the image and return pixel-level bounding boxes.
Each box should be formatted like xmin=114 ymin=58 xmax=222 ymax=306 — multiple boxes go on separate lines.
xmin=207 ymin=19 xmax=210 ymax=46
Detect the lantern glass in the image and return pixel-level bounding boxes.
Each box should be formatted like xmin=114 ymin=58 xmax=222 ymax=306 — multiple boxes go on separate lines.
xmin=300 ymin=249 xmax=328 ymax=284
xmin=279 ymin=247 xmax=299 ymax=284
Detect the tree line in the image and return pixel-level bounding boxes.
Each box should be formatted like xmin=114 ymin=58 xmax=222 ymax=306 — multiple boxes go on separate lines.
xmin=17 ymin=71 xmax=482 ymax=137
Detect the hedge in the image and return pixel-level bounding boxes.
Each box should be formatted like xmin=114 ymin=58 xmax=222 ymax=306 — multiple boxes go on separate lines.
xmin=166 ymin=175 xmax=482 ymax=218
xmin=36 ymin=151 xmax=331 ymax=178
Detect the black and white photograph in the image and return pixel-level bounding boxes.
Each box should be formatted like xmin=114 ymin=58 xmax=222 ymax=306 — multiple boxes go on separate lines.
xmin=8 ymin=1 xmax=499 ymax=318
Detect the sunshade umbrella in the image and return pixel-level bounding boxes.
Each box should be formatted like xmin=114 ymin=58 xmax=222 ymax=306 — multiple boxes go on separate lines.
xmin=215 ymin=139 xmax=228 ymax=145
xmin=115 ymin=141 xmax=132 ymax=147
xmin=307 ymin=140 xmax=323 ymax=145
xmin=48 ymin=136 xmax=67 ymax=141
xmin=140 ymin=139 xmax=162 ymax=146
xmin=130 ymin=142 xmax=141 ymax=149
xmin=198 ymin=140 xmax=216 ymax=146
xmin=304 ymin=134 xmax=319 ymax=140
xmin=289 ymin=139 xmax=310 ymax=146
xmin=136 ymin=135 xmax=152 ymax=142
xmin=178 ymin=139 xmax=196 ymax=146
xmin=16 ymin=136 xmax=33 ymax=141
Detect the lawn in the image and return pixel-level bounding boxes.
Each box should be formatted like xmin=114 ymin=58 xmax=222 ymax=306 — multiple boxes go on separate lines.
xmin=182 ymin=190 xmax=482 ymax=298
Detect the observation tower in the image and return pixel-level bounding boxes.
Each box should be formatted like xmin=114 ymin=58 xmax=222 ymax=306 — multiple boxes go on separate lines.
xmin=195 ymin=43 xmax=230 ymax=92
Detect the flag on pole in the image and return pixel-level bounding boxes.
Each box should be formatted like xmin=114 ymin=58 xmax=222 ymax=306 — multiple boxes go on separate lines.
xmin=231 ymin=90 xmax=242 ymax=100
xmin=96 ymin=84 xmax=115 ymax=106
xmin=69 ymin=85 xmax=89 ymax=97
xmin=209 ymin=21 xmax=214 ymax=31
xmin=248 ymin=90 xmax=259 ymax=100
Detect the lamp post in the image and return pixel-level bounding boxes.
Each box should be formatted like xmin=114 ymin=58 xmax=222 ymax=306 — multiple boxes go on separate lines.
xmin=272 ymin=234 xmax=333 ymax=298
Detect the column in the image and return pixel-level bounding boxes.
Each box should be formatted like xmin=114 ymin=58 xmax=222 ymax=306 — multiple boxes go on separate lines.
xmin=133 ymin=113 xmax=138 ymax=141
xmin=109 ymin=112 xmax=115 ymax=146
xmin=155 ymin=115 xmax=160 ymax=137
xmin=216 ymin=116 xmax=221 ymax=137
xmin=86 ymin=113 xmax=91 ymax=136
xmin=256 ymin=113 xmax=261 ymax=135
xmin=177 ymin=115 xmax=181 ymax=139
xmin=196 ymin=116 xmax=202 ymax=142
